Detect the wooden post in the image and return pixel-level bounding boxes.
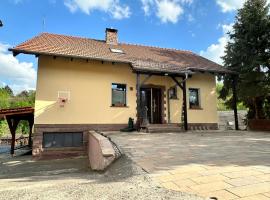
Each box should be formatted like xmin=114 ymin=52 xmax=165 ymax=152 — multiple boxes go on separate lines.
xmin=182 ymin=80 xmax=188 ymax=131
xmin=170 ymin=76 xmax=188 ymax=131
xmin=167 ymin=89 xmax=171 ymax=123
xmin=28 ymin=114 xmax=34 ymax=147
xmin=136 ymin=73 xmax=141 ymax=129
xmin=6 ymin=116 xmax=20 ymax=155
xmin=232 ymin=76 xmax=239 ymax=130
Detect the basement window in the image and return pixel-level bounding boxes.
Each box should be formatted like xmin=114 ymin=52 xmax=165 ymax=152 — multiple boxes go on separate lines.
xmin=43 ymin=132 xmax=83 ymax=148
xmin=112 ymin=83 xmax=126 ymax=107
xmin=110 ymin=48 xmax=124 ymax=54
xmin=189 ymin=88 xmax=201 ymax=109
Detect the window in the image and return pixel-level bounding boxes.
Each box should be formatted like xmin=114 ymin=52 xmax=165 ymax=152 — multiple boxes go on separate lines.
xmin=169 ymin=86 xmax=177 ymax=99
xmin=189 ymin=88 xmax=200 ymax=109
xmin=43 ymin=132 xmax=83 ymax=148
xmin=112 ymin=83 xmax=126 ymax=107
xmin=110 ymin=48 xmax=124 ymax=54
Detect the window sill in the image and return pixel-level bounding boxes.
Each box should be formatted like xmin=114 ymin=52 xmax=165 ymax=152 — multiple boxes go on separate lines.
xmin=111 ymin=105 xmax=129 ymax=108
xmin=169 ymin=98 xmax=179 ymax=100
xmin=189 ymin=107 xmax=203 ymax=110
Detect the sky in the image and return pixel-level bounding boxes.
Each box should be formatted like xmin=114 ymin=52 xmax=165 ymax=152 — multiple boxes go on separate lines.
xmin=0 ymin=0 xmax=264 ymax=94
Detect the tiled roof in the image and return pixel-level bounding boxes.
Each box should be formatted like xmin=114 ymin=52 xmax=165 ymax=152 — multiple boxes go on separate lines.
xmin=10 ymin=33 xmax=233 ymax=74
xmin=0 ymin=107 xmax=34 ymax=117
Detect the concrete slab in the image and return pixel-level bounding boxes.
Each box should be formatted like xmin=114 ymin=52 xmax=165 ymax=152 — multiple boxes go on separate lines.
xmin=110 ymin=130 xmax=270 ymax=200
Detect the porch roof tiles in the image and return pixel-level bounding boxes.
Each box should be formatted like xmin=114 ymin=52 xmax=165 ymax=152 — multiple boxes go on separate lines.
xmin=9 ymin=33 xmax=233 ymax=75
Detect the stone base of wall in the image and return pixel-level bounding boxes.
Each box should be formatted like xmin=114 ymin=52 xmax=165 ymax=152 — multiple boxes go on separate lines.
xmin=33 ymin=124 xmax=126 ymax=159
xmin=188 ymin=123 xmax=218 ymax=130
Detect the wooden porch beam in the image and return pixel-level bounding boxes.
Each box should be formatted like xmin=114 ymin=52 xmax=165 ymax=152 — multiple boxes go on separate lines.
xmin=170 ymin=76 xmax=183 ymax=90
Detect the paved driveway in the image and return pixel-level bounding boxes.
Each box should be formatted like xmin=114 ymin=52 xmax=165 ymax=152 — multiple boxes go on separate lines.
xmin=110 ymin=131 xmax=270 ymax=200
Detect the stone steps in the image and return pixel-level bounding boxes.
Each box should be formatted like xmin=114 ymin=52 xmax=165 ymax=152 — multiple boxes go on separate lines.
xmin=146 ymin=125 xmax=184 ymax=133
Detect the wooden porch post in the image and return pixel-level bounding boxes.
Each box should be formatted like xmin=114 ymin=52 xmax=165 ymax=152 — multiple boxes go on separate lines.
xmin=232 ymin=76 xmax=239 ymax=130
xmin=170 ymin=76 xmax=188 ymax=131
xmin=182 ymin=80 xmax=188 ymax=131
xmin=136 ymin=73 xmax=141 ymax=129
xmin=6 ymin=116 xmax=20 ymax=155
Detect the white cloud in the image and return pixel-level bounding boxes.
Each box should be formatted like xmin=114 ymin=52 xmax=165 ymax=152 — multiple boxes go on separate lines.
xmin=216 ymin=0 xmax=270 ymax=13
xmin=0 ymin=43 xmax=36 ymax=94
xmin=64 ymin=0 xmax=131 ymax=20
xmin=141 ymin=0 xmax=192 ymax=24
xmin=156 ymin=0 xmax=183 ymax=23
xmin=141 ymin=0 xmax=154 ymax=16
xmin=200 ymin=23 xmax=233 ymax=65
xmin=216 ymin=0 xmax=244 ymax=12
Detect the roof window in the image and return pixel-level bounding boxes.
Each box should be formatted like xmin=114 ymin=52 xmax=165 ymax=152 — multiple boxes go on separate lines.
xmin=110 ymin=48 xmax=124 ymax=54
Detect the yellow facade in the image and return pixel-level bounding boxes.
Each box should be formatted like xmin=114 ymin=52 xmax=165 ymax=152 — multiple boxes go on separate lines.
xmin=34 ymin=55 xmax=218 ymax=125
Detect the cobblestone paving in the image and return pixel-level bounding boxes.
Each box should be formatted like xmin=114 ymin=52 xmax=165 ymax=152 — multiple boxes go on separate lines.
xmin=110 ymin=131 xmax=270 ymax=200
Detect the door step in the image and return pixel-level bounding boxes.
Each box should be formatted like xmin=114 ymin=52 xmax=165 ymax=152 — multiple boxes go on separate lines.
xmin=145 ymin=124 xmax=184 ymax=133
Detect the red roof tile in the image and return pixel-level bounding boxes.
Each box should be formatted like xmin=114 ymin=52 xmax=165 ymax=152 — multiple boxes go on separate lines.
xmin=10 ymin=33 xmax=233 ymax=74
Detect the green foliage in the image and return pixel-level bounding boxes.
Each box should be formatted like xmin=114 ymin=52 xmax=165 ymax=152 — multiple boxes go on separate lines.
xmin=0 ymin=86 xmax=35 ymax=137
xmin=216 ymin=82 xmax=247 ymax=111
xmin=220 ymin=0 xmax=270 ymax=119
xmin=0 ymin=120 xmax=9 ymax=137
xmin=0 ymin=88 xmax=10 ymax=108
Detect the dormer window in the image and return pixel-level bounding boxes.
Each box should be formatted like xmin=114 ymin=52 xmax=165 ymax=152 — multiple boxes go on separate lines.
xmin=110 ymin=48 xmax=124 ymax=54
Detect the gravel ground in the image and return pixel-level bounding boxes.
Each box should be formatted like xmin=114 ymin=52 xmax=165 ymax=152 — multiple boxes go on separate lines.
xmin=0 ymin=154 xmax=204 ymax=200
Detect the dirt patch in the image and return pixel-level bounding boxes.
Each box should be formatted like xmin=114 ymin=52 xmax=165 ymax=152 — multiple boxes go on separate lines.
xmin=0 ymin=154 xmax=203 ymax=200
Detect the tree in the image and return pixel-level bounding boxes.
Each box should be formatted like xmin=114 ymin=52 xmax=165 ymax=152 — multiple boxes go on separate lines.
xmin=220 ymin=0 xmax=270 ymax=119
xmin=0 ymin=88 xmax=10 ymax=109
xmin=0 ymin=86 xmax=36 ymax=137
xmin=4 ymin=85 xmax=13 ymax=96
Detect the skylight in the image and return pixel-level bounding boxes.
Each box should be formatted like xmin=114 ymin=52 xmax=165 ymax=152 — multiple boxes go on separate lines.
xmin=110 ymin=48 xmax=124 ymax=54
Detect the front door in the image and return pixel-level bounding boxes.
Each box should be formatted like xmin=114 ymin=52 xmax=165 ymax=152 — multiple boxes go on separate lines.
xmin=141 ymin=87 xmax=162 ymax=124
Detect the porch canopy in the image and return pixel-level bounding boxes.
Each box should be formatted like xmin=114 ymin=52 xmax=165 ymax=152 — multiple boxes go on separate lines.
xmin=132 ymin=61 xmax=239 ymax=131
xmin=0 ymin=107 xmax=34 ymax=155
xmin=8 ymin=32 xmax=239 ymax=131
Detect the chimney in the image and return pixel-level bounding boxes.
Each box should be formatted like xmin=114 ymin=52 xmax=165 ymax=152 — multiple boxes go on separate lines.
xmin=105 ymin=28 xmax=118 ymax=45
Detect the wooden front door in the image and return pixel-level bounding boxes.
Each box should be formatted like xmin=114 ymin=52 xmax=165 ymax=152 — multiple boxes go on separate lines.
xmin=141 ymin=87 xmax=162 ymax=124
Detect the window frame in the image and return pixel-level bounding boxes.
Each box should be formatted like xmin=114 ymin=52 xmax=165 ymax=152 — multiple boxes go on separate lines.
xmin=42 ymin=132 xmax=83 ymax=148
xmin=111 ymin=83 xmax=127 ymax=107
xmin=188 ymin=88 xmax=202 ymax=109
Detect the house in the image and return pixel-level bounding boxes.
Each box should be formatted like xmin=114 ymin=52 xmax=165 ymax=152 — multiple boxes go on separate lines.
xmin=10 ymin=28 xmax=236 ymax=158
